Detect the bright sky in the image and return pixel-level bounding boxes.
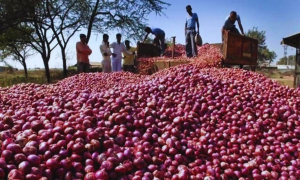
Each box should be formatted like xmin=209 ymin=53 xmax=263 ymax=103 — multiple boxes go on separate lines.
xmin=7 ymin=0 xmax=300 ymax=69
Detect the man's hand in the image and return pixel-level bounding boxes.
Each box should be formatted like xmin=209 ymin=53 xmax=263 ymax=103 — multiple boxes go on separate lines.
xmin=103 ymin=52 xmax=108 ymax=56
xmin=112 ymin=53 xmax=117 ymax=57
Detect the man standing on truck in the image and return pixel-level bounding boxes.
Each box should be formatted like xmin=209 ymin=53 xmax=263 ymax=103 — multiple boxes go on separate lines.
xmin=143 ymin=27 xmax=165 ymax=56
xmin=185 ymin=5 xmax=199 ymax=58
xmin=221 ymin=11 xmax=245 ymax=41
xmin=76 ymin=34 xmax=92 ymax=73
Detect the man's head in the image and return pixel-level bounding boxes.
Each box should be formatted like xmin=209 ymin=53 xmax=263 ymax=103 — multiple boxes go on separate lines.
xmin=116 ymin=33 xmax=122 ymax=42
xmin=125 ymin=40 xmax=130 ymax=47
xmin=186 ymin=5 xmax=192 ymax=14
xmin=144 ymin=27 xmax=152 ymax=33
xmin=229 ymin=11 xmax=237 ymax=22
xmin=80 ymin=34 xmax=87 ymax=43
xmin=103 ymin=34 xmax=109 ymax=43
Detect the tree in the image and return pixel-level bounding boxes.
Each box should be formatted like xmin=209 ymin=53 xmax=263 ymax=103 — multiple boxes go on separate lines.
xmin=0 ymin=45 xmax=34 ymax=77
xmin=46 ymin=0 xmax=84 ymax=77
xmin=15 ymin=1 xmax=62 ymax=83
xmin=0 ymin=0 xmax=38 ymax=33
xmin=79 ymin=0 xmax=170 ymax=44
xmin=0 ymin=26 xmax=34 ymax=77
xmin=246 ymin=27 xmax=277 ymax=65
xmin=277 ymin=55 xmax=296 ymax=65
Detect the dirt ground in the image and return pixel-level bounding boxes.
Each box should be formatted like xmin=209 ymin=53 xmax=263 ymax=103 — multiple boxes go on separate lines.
xmin=257 ymin=69 xmax=294 ymax=88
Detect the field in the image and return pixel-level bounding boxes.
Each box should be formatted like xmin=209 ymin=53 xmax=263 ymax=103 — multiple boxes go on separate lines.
xmin=0 ymin=67 xmax=295 ymax=88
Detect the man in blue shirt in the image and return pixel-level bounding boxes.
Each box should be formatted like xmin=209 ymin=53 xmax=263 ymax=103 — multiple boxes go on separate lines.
xmin=185 ymin=5 xmax=199 ymax=58
xmin=222 ymin=11 xmax=245 ymax=41
xmin=143 ymin=27 xmax=165 ymax=56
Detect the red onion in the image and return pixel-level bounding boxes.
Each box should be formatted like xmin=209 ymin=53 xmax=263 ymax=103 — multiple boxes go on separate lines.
xmin=1 ymin=150 xmax=13 ymax=161
xmin=8 ymin=169 xmax=23 ymax=180
xmin=0 ymin=167 xmax=4 ymax=179
xmin=95 ymin=170 xmax=109 ymax=180
xmin=46 ymin=158 xmax=59 ymax=170
xmin=27 ymin=154 xmax=40 ymax=166
xmin=18 ymin=161 xmax=31 ymax=174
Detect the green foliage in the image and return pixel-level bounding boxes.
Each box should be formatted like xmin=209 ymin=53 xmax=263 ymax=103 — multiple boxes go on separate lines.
xmin=0 ymin=0 xmax=39 ymax=34
xmin=276 ymin=55 xmax=296 ymax=65
xmin=78 ymin=0 xmax=170 ymax=42
xmin=246 ymin=27 xmax=277 ymax=65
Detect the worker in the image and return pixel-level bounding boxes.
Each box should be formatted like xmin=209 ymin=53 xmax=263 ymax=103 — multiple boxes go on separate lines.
xmin=143 ymin=27 xmax=165 ymax=56
xmin=222 ymin=11 xmax=245 ymax=41
xmin=122 ymin=40 xmax=137 ymax=73
xmin=76 ymin=34 xmax=92 ymax=73
xmin=110 ymin=33 xmax=134 ymax=72
xmin=100 ymin=34 xmax=116 ymax=73
xmin=185 ymin=5 xmax=199 ymax=58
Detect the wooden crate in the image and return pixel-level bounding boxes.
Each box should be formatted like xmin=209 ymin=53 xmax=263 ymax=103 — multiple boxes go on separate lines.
xmin=222 ymin=32 xmax=258 ymax=66
xmin=137 ymin=42 xmax=160 ymax=58
xmin=154 ymin=60 xmax=190 ymax=71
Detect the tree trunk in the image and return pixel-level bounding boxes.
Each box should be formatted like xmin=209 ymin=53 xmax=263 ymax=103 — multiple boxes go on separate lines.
xmin=43 ymin=57 xmax=51 ymax=83
xmin=22 ymin=59 xmax=28 ymax=78
xmin=62 ymin=49 xmax=68 ymax=77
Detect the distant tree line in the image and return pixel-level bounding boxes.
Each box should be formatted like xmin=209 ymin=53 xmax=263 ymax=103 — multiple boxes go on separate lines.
xmin=276 ymin=55 xmax=296 ymax=65
xmin=245 ymin=27 xmax=277 ymax=65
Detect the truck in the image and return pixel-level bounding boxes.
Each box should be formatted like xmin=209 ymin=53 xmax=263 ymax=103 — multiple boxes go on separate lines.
xmin=220 ymin=31 xmax=258 ymax=71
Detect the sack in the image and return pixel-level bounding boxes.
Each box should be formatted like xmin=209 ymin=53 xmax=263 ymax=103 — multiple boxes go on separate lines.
xmin=195 ymin=33 xmax=203 ymax=46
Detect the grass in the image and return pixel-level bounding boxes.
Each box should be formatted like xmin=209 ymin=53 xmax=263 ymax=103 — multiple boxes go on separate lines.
xmin=0 ymin=67 xmax=295 ymax=88
xmin=256 ymin=69 xmax=294 ymax=88
xmin=0 ymin=68 xmax=78 ymax=87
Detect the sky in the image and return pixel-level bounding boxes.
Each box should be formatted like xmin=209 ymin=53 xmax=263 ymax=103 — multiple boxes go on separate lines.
xmin=6 ymin=0 xmax=300 ymax=69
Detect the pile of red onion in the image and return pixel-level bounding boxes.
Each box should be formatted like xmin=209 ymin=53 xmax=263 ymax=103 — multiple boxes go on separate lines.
xmin=0 ymin=62 xmax=300 ymax=179
xmin=137 ymin=44 xmax=223 ymax=74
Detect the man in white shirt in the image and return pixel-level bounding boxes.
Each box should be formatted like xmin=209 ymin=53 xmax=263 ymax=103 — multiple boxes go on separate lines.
xmin=100 ymin=34 xmax=116 ymax=73
xmin=110 ymin=33 xmax=135 ymax=72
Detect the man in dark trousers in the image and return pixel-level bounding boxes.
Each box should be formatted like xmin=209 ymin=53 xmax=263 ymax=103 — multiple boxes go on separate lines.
xmin=221 ymin=11 xmax=245 ymax=41
xmin=185 ymin=5 xmax=199 ymax=58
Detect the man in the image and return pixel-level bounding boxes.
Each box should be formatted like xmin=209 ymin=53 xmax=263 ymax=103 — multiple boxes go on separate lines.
xmin=123 ymin=40 xmax=137 ymax=73
xmin=110 ymin=34 xmax=134 ymax=72
xmin=143 ymin=27 xmax=165 ymax=55
xmin=76 ymin=34 xmax=92 ymax=73
xmin=222 ymin=11 xmax=245 ymax=41
xmin=100 ymin=34 xmax=116 ymax=73
xmin=185 ymin=5 xmax=199 ymax=58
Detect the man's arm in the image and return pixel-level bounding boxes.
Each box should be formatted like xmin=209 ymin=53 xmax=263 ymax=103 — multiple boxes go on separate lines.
xmin=185 ymin=21 xmax=187 ymax=33
xmin=195 ymin=14 xmax=199 ymax=34
xmin=109 ymin=42 xmax=115 ymax=48
xmin=143 ymin=33 xmax=150 ymax=43
xmin=77 ymin=42 xmax=92 ymax=55
xmin=86 ymin=45 xmax=92 ymax=55
xmin=100 ymin=45 xmax=111 ymax=56
xmin=122 ymin=44 xmax=134 ymax=55
xmin=238 ymin=20 xmax=244 ymax=35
